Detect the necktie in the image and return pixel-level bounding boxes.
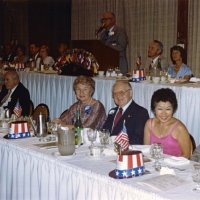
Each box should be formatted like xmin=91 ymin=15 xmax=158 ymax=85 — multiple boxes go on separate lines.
xmin=0 ymin=90 xmax=11 ymax=107
xmin=113 ymin=107 xmax=123 ymax=128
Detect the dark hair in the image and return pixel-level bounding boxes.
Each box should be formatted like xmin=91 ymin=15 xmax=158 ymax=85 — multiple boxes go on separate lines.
xmin=170 ymin=45 xmax=187 ymax=64
xmin=16 ymin=44 xmax=26 ymax=54
xmin=151 ymin=88 xmax=178 ymax=113
xmin=153 ymin=40 xmax=163 ymax=55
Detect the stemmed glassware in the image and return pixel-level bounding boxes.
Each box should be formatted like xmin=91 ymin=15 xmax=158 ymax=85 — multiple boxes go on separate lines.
xmin=87 ymin=129 xmax=97 ymax=147
xmin=192 ymin=164 xmax=200 ymax=192
xmin=99 ymin=129 xmax=110 ymax=148
xmin=47 ymin=121 xmax=59 ymax=141
xmin=150 ymin=143 xmax=163 ymax=170
xmin=115 ymin=67 xmax=120 ymax=76
xmin=107 ymin=67 xmax=113 ymax=77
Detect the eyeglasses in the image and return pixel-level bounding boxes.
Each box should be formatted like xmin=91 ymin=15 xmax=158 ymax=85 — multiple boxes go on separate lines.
xmin=113 ymin=89 xmax=131 ymax=97
xmin=101 ymin=17 xmax=112 ymax=23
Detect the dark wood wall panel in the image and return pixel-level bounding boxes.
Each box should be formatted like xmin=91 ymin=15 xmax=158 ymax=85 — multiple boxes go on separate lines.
xmin=177 ymin=0 xmax=188 ymax=52
xmin=28 ymin=0 xmax=71 ymax=57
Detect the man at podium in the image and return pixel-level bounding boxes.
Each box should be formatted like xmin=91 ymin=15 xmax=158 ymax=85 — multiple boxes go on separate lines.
xmin=98 ymin=11 xmax=128 ymax=75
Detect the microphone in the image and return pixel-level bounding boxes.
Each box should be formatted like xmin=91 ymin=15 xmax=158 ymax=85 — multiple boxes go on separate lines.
xmin=96 ymin=23 xmax=105 ymax=35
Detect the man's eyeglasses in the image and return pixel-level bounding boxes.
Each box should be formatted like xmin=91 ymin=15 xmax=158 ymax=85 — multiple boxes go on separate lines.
xmin=113 ymin=89 xmax=131 ymax=97
xmin=101 ymin=17 xmax=112 ymax=23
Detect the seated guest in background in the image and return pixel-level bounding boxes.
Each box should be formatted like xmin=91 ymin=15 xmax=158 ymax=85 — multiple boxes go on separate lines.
xmin=14 ymin=44 xmax=28 ymax=64
xmin=99 ymin=11 xmax=128 ymax=75
xmin=144 ymin=88 xmax=191 ymax=158
xmin=54 ymin=76 xmax=106 ymax=130
xmin=103 ymin=81 xmax=149 ymax=144
xmin=54 ymin=42 xmax=68 ymax=71
xmin=28 ymin=42 xmax=40 ymax=69
xmin=0 ymin=70 xmax=31 ymax=116
xmin=39 ymin=45 xmax=55 ymax=68
xmin=29 ymin=42 xmax=40 ymax=61
xmin=2 ymin=43 xmax=15 ymax=62
xmin=145 ymin=40 xmax=168 ymax=76
xmin=168 ymin=45 xmax=192 ymax=81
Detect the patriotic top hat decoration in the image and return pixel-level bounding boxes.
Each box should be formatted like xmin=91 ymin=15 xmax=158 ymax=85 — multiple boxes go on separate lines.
xmin=114 ymin=121 xmax=145 ymax=178
xmin=8 ymin=121 xmax=30 ymax=139
xmin=115 ymin=150 xmax=145 ymax=178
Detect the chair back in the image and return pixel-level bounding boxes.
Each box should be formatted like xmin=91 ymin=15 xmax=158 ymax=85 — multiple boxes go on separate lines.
xmin=60 ymin=109 xmax=68 ymax=119
xmin=32 ymin=103 xmax=50 ymax=122
xmin=29 ymin=100 xmax=34 ymax=116
xmin=190 ymin=134 xmax=196 ymax=154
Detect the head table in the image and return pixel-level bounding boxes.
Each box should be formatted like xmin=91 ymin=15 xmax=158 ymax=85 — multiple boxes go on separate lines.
xmin=19 ymin=72 xmax=200 ymax=146
xmin=0 ymin=134 xmax=199 ymax=200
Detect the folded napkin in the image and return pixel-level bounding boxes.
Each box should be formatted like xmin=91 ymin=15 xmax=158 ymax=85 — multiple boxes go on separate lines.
xmin=190 ymin=77 xmax=200 ymax=82
xmin=164 ymin=156 xmax=190 ymax=166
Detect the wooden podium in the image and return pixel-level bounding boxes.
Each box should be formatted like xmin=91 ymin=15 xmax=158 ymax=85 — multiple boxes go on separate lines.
xmin=69 ymin=40 xmax=119 ymax=71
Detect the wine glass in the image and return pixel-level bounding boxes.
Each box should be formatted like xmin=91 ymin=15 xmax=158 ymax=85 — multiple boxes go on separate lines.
xmin=150 ymin=143 xmax=163 ymax=170
xmin=87 ymin=129 xmax=97 ymax=147
xmin=107 ymin=68 xmax=113 ymax=77
xmin=47 ymin=121 xmax=58 ymax=141
xmin=115 ymin=67 xmax=120 ymax=76
xmin=192 ymin=164 xmax=200 ymax=192
xmin=99 ymin=129 xmax=110 ymax=148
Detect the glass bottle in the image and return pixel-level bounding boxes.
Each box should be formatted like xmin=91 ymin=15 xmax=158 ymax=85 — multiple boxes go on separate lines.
xmin=74 ymin=109 xmax=83 ymax=146
xmin=136 ymin=55 xmax=141 ymax=70
xmin=156 ymin=58 xmax=162 ymax=76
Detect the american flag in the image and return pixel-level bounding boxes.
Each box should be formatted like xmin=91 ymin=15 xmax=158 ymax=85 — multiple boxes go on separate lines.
xmin=115 ymin=122 xmax=129 ymax=151
xmin=13 ymin=100 xmax=22 ymax=118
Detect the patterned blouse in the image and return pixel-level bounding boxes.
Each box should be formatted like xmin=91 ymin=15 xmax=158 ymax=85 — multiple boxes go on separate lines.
xmin=59 ymin=100 xmax=107 ymax=130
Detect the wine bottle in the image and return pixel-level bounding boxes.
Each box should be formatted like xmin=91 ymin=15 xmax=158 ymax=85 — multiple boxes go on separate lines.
xmin=74 ymin=109 xmax=83 ymax=146
xmin=157 ymin=58 xmax=162 ymax=77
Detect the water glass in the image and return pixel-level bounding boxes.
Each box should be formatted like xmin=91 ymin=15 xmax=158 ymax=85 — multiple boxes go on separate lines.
xmin=99 ymin=129 xmax=110 ymax=148
xmin=150 ymin=143 xmax=163 ymax=170
xmin=192 ymin=164 xmax=200 ymax=192
xmin=47 ymin=121 xmax=59 ymax=141
xmin=87 ymin=129 xmax=97 ymax=147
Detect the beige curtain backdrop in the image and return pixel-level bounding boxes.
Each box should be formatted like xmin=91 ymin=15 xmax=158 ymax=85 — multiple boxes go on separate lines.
xmin=188 ymin=0 xmax=200 ymax=76
xmin=71 ymin=0 xmax=178 ymax=72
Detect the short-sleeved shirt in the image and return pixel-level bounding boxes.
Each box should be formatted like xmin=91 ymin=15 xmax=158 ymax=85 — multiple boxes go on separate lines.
xmin=168 ymin=63 xmax=192 ymax=79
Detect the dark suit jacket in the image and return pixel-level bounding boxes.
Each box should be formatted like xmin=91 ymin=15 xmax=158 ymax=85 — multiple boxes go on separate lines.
xmin=103 ymin=101 xmax=149 ymax=145
xmin=0 ymin=82 xmax=31 ymax=116
xmin=100 ymin=25 xmax=128 ymax=75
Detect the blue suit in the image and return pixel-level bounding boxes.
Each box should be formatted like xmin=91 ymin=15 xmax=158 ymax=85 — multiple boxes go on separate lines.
xmin=103 ymin=101 xmax=149 ymax=144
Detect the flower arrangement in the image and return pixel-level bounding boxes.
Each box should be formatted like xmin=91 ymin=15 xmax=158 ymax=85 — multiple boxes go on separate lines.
xmin=59 ymin=48 xmax=99 ymax=74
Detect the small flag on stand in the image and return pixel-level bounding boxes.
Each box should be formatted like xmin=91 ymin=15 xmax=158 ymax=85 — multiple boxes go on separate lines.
xmin=13 ymin=100 xmax=22 ymax=118
xmin=114 ymin=121 xmax=129 ymax=152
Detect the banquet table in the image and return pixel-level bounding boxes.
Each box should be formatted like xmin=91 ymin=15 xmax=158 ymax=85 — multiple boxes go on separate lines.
xmin=0 ymin=134 xmax=199 ymax=200
xmin=19 ymin=72 xmax=200 ymax=146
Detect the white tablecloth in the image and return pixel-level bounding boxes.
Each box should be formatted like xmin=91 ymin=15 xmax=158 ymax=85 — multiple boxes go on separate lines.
xmin=0 ymin=135 xmax=199 ymax=200
xmin=19 ymin=72 xmax=200 ymax=146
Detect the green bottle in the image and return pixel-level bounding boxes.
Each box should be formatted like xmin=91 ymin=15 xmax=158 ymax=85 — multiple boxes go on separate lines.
xmin=157 ymin=58 xmax=162 ymax=76
xmin=74 ymin=109 xmax=83 ymax=146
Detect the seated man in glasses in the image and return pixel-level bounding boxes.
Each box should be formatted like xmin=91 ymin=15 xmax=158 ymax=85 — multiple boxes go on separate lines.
xmin=0 ymin=70 xmax=30 ymax=116
xmin=103 ymin=80 xmax=149 ymax=144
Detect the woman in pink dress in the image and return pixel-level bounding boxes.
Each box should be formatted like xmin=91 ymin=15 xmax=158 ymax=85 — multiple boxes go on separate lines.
xmin=144 ymin=88 xmax=191 ymax=158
